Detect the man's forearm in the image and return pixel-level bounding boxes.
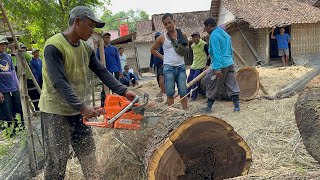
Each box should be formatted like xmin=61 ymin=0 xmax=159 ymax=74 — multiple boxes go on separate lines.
xmin=151 ymin=50 xmax=163 ymax=60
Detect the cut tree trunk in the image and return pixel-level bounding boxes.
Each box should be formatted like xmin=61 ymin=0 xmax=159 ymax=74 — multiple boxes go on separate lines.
xmin=107 ymin=112 xmax=252 ymax=180
xmin=236 ymin=67 xmax=260 ymax=100
xmin=295 ymin=88 xmax=320 ymax=163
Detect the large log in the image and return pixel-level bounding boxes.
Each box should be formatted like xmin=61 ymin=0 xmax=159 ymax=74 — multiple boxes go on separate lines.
xmin=263 ymin=67 xmax=320 ymax=100
xmin=100 ymin=112 xmax=252 ymax=179
xmin=236 ymin=67 xmax=260 ymax=100
xmin=295 ymin=88 xmax=320 ymax=163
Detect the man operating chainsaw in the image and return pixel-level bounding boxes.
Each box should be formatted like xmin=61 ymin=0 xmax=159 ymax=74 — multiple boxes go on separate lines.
xmin=39 ymin=6 xmax=135 ymax=180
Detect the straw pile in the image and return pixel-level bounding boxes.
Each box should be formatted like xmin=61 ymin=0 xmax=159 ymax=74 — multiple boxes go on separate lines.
xmin=34 ymin=66 xmax=320 ymax=180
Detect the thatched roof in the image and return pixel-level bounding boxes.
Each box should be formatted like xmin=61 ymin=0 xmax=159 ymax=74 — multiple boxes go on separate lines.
xmin=135 ymin=11 xmax=210 ymax=43
xmin=221 ymin=0 xmax=320 ymax=29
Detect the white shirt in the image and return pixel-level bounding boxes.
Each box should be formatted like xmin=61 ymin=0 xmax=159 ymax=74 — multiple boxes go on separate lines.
xmin=163 ymin=32 xmax=185 ymax=66
xmin=119 ymin=54 xmax=126 ymax=71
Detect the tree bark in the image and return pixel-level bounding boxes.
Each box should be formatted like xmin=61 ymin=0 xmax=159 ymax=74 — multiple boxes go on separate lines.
xmin=101 ymin=112 xmax=252 ymax=180
xmin=295 ymin=88 xmax=320 ymax=163
xmin=262 ymin=67 xmax=320 ymax=100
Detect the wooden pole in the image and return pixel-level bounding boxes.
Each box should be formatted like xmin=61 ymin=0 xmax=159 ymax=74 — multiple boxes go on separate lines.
xmin=0 ymin=4 xmax=40 ymax=94
xmin=237 ymin=23 xmax=265 ymax=64
xmin=233 ymin=48 xmax=247 ymax=66
xmin=0 ymin=1 xmax=38 ymax=176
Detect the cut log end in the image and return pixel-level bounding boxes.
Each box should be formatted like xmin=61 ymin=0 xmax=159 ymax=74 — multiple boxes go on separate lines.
xmin=148 ymin=115 xmax=252 ymax=180
xmin=236 ymin=67 xmax=260 ymax=101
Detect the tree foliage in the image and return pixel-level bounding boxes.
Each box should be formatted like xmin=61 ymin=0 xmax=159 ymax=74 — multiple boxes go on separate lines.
xmin=101 ymin=9 xmax=149 ymax=33
xmin=2 ymin=0 xmax=110 ymax=49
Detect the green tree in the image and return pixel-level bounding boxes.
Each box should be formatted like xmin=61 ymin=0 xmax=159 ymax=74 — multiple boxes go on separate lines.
xmin=101 ymin=9 xmax=149 ymax=33
xmin=2 ymin=0 xmax=110 ymax=49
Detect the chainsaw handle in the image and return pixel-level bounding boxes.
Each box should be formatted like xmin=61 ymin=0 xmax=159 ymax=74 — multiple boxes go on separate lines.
xmin=83 ymin=107 xmax=107 ymax=126
xmin=107 ymin=95 xmax=140 ymax=124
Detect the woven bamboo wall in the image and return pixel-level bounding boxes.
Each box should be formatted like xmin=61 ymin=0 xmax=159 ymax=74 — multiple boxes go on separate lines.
xmin=291 ymin=23 xmax=320 ymax=58
xmin=254 ymin=28 xmax=270 ymax=64
xmin=229 ymin=24 xmax=256 ymax=65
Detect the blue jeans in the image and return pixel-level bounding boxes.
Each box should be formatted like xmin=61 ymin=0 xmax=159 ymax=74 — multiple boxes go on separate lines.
xmin=187 ymin=68 xmax=203 ymax=100
xmin=163 ymin=64 xmax=187 ymax=97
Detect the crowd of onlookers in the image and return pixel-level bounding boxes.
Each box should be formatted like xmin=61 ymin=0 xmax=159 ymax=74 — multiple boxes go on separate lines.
xmin=0 ymin=36 xmax=43 ymax=127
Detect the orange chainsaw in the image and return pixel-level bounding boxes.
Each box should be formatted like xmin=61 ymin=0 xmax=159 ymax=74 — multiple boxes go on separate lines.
xmin=83 ymin=93 xmax=160 ymax=130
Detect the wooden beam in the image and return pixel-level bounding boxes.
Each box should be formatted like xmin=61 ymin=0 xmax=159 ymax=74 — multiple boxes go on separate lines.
xmin=237 ymin=23 xmax=265 ymax=65
xmin=233 ymin=48 xmax=247 ymax=66
xmin=0 ymin=1 xmax=38 ymax=176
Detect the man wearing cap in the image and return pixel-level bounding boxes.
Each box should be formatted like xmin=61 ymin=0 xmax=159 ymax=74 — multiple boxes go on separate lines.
xmin=0 ymin=36 xmax=23 ymax=126
xmin=96 ymin=31 xmax=123 ymax=107
xmin=200 ymin=17 xmax=240 ymax=113
xmin=30 ymin=48 xmax=42 ymax=85
xmin=120 ymin=65 xmax=139 ymax=87
xmin=40 ymin=6 xmax=136 ymax=179
xmin=19 ymin=44 xmax=41 ymax=111
xmin=150 ymin=32 xmax=165 ymax=97
xmin=187 ymin=31 xmax=209 ymax=101
xmin=28 ymin=48 xmax=42 ymax=111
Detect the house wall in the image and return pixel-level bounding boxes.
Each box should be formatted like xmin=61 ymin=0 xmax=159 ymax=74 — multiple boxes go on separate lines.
xmin=229 ymin=24 xmax=256 ymax=65
xmin=114 ymin=42 xmax=139 ymax=75
xmin=136 ymin=42 xmax=154 ymax=69
xmin=291 ymin=23 xmax=320 ymax=58
xmin=254 ymin=28 xmax=270 ymax=64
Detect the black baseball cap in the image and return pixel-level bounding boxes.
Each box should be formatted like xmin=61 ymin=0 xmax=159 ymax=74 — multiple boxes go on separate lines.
xmin=191 ymin=31 xmax=200 ymax=37
xmin=69 ymin=6 xmax=105 ymax=28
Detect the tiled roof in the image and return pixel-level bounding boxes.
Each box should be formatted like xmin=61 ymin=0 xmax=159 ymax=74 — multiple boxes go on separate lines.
xmin=222 ymin=0 xmax=320 ymax=28
xmin=135 ymin=11 xmax=210 ymax=43
xmin=136 ymin=20 xmax=152 ymax=36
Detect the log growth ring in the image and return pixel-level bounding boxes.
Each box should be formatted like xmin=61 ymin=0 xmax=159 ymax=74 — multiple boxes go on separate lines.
xmin=147 ymin=115 xmax=252 ymax=180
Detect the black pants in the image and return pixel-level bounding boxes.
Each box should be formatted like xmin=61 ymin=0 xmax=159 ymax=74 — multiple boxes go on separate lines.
xmin=41 ymin=112 xmax=101 ymax=180
xmin=0 ymin=91 xmax=24 ymax=125
xmin=120 ymin=78 xmax=136 ymax=86
xmin=27 ymin=79 xmax=41 ymax=111
xmin=101 ymin=72 xmax=120 ymax=107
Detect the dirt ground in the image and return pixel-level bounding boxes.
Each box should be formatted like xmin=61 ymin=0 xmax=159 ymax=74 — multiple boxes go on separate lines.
xmin=36 ymin=66 xmax=320 ymax=180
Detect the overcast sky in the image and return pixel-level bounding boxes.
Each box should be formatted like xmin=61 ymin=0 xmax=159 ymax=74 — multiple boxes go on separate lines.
xmin=104 ymin=0 xmax=211 ymax=17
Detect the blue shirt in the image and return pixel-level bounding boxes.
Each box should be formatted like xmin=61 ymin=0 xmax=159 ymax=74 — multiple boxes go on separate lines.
xmin=209 ymin=27 xmax=234 ymax=70
xmin=30 ymin=57 xmax=42 ymax=82
xmin=150 ymin=45 xmax=164 ymax=68
xmin=96 ymin=45 xmax=121 ymax=73
xmin=122 ymin=71 xmax=137 ymax=81
xmin=275 ymin=33 xmax=290 ymax=49
xmin=0 ymin=53 xmax=18 ymax=93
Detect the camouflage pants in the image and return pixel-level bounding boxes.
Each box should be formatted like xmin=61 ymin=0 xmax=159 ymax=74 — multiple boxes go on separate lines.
xmin=41 ymin=112 xmax=101 ymax=180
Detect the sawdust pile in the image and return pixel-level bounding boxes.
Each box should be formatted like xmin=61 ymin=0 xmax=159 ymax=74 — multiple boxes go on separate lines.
xmin=35 ymin=66 xmax=320 ymax=179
